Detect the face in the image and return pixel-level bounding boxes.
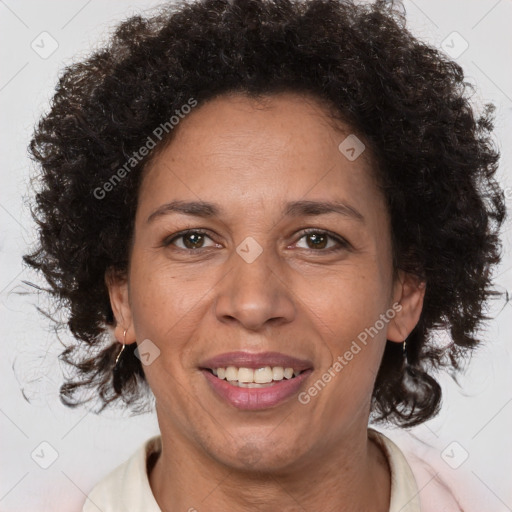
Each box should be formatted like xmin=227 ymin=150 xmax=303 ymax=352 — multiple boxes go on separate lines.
xmin=108 ymin=92 xmax=425 ymax=473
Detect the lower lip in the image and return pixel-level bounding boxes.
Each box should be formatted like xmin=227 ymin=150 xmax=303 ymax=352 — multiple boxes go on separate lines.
xmin=202 ymin=369 xmax=312 ymax=410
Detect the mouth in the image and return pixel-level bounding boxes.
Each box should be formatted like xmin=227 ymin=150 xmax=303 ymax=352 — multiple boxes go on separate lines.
xmin=199 ymin=352 xmax=313 ymax=410
xmin=202 ymin=366 xmax=308 ymax=387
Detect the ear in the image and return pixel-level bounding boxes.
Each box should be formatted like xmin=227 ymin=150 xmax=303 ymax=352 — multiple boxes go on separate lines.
xmin=105 ymin=267 xmax=136 ymax=345
xmin=387 ymin=270 xmax=426 ymax=343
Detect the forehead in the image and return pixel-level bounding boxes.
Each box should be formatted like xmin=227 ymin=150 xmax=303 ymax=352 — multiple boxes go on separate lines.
xmin=138 ymin=92 xmax=382 ymax=221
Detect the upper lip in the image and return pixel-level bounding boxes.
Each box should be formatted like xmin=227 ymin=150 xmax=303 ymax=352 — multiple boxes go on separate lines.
xmin=200 ymin=351 xmax=313 ymax=371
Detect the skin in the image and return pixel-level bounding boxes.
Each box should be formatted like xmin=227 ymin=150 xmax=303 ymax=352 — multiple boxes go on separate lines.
xmin=107 ymin=92 xmax=426 ymax=512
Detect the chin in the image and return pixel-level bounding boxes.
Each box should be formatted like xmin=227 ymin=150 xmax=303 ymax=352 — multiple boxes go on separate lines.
xmin=208 ymin=433 xmax=308 ymax=474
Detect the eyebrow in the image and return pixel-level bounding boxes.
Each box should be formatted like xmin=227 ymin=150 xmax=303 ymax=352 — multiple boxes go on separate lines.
xmin=147 ymin=199 xmax=364 ymax=223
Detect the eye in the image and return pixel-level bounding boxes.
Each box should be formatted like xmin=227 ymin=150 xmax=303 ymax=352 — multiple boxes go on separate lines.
xmin=162 ymin=228 xmax=350 ymax=253
xmin=163 ymin=229 xmax=217 ymax=251
xmin=294 ymin=229 xmax=350 ymax=253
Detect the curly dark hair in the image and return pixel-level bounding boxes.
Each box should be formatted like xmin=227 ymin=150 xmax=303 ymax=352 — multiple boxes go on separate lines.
xmin=23 ymin=0 xmax=506 ymax=427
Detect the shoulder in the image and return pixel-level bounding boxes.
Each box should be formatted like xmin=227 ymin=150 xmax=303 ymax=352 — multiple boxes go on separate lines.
xmin=369 ymin=428 xmax=464 ymax=512
xmin=406 ymin=452 xmax=464 ymax=512
xmin=374 ymin=430 xmax=465 ymax=512
xmin=369 ymin=428 xmax=422 ymax=512
xmin=82 ymin=436 xmax=162 ymax=512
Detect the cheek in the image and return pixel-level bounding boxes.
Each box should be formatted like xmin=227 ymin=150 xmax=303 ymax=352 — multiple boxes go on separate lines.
xmin=127 ymin=261 xmax=213 ymax=385
xmin=127 ymin=264 xmax=209 ymax=413
xmin=304 ymin=267 xmax=391 ymax=396
xmin=129 ymin=255 xmax=207 ymax=330
xmin=305 ymin=266 xmax=391 ymax=341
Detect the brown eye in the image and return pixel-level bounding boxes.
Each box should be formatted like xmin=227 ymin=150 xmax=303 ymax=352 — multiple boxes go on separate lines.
xmin=295 ymin=229 xmax=350 ymax=252
xmin=181 ymin=232 xmax=206 ymax=249
xmin=164 ymin=230 xmax=216 ymax=251
xmin=304 ymin=232 xmax=328 ymax=250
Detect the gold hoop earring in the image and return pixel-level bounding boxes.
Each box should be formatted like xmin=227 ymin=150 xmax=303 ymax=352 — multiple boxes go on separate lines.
xmin=114 ymin=329 xmax=127 ymax=368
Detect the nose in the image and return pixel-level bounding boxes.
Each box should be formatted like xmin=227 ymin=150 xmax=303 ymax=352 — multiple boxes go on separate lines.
xmin=213 ymin=241 xmax=296 ymax=331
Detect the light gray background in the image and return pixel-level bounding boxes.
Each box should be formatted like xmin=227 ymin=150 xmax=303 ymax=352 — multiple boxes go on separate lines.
xmin=1 ymin=1 xmax=511 ymax=511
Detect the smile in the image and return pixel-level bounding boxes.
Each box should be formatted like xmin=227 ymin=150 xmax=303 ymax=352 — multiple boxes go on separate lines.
xmin=201 ymin=369 xmax=313 ymax=409
xmin=207 ymin=366 xmax=305 ymax=387
xmin=199 ymin=351 xmax=313 ymax=409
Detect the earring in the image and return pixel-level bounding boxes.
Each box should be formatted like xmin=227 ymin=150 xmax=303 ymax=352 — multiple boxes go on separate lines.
xmin=402 ymin=338 xmax=408 ymax=364
xmin=114 ymin=329 xmax=127 ymax=369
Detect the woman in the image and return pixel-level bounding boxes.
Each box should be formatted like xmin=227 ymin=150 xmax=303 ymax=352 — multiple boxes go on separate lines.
xmin=23 ymin=0 xmax=506 ymax=510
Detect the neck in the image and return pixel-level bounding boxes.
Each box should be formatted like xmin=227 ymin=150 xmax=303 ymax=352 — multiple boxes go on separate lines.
xmin=149 ymin=426 xmax=391 ymax=512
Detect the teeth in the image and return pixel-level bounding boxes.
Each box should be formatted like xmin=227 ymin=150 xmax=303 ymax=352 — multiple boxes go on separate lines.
xmin=272 ymin=366 xmax=284 ymax=380
xmin=210 ymin=366 xmax=301 ymax=384
xmin=225 ymin=366 xmax=238 ymax=381
xmin=238 ymin=367 xmax=254 ymax=383
xmin=254 ymin=366 xmax=273 ymax=383
xmin=283 ymin=367 xmax=294 ymax=379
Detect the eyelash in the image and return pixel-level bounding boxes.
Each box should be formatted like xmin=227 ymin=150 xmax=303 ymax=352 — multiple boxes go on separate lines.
xmin=162 ymin=228 xmax=350 ymax=254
